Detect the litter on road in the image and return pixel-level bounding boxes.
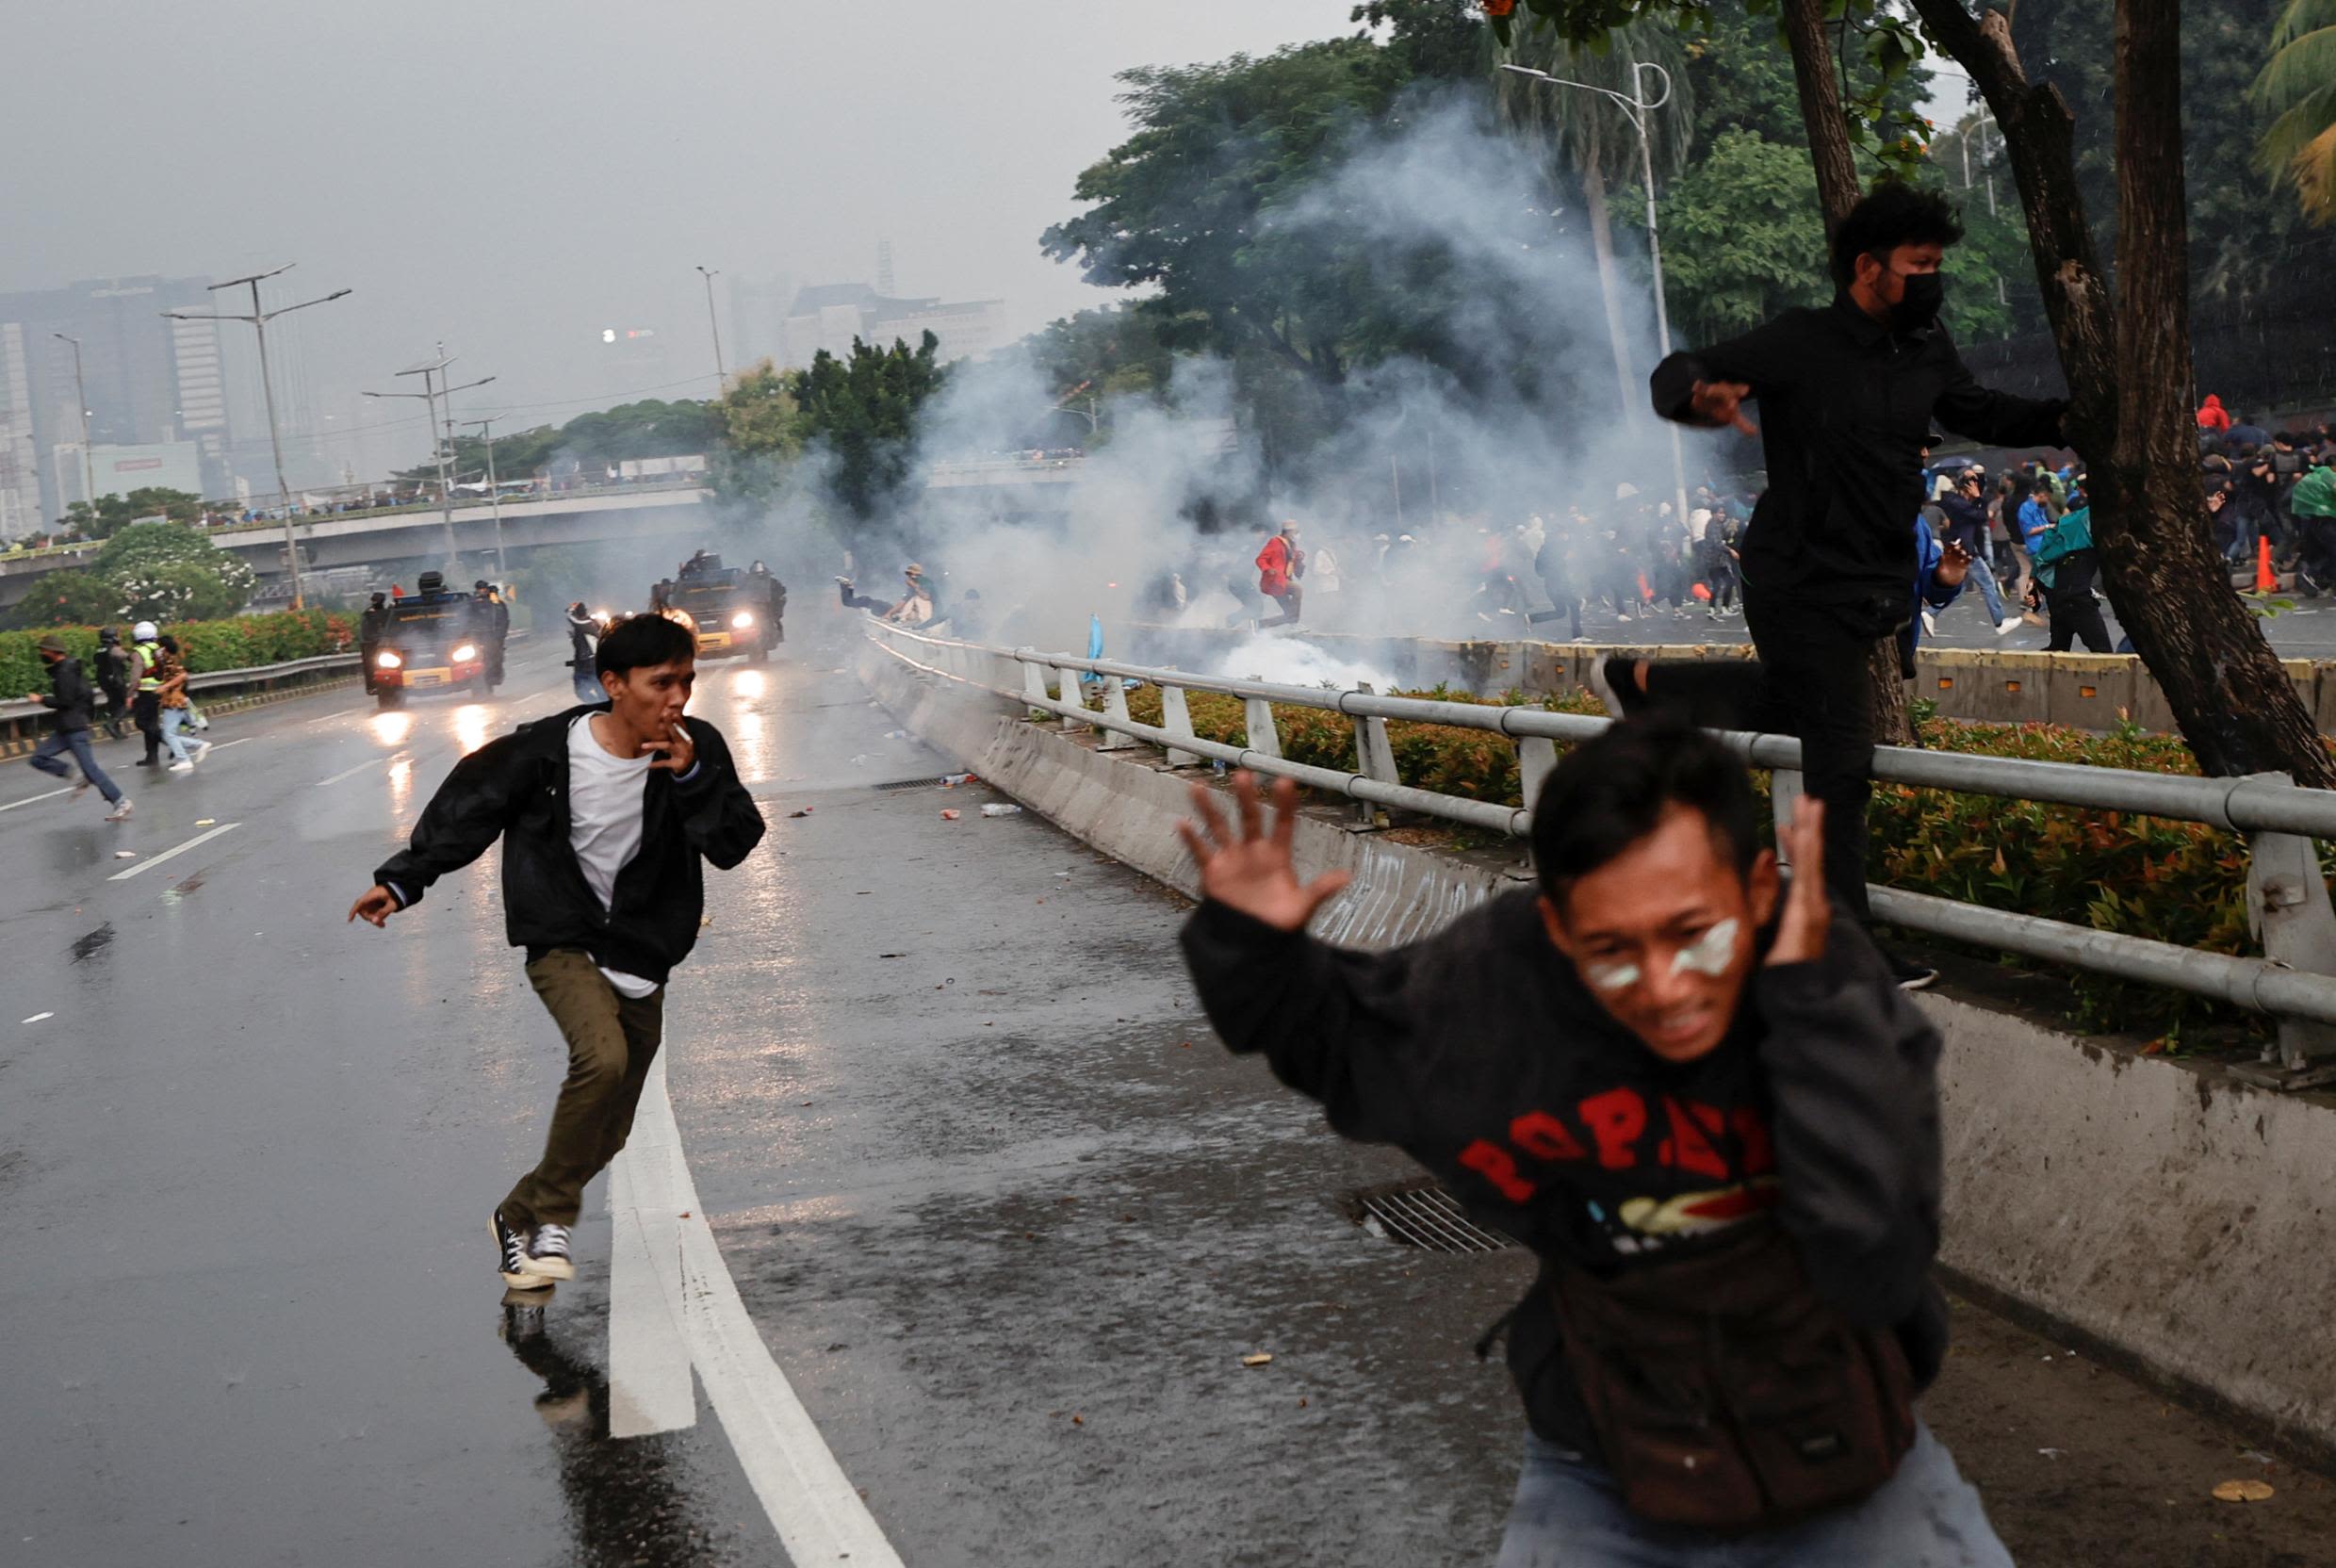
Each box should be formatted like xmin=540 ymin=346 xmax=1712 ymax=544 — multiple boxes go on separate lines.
xmin=980 ymin=804 xmax=1021 ymax=818
xmin=1241 ymin=1353 xmax=1274 ymax=1368
xmin=22 ymin=1012 xmax=53 ymax=1024
xmin=2213 ymin=1479 xmax=2277 ymax=1502
xmin=940 ymin=809 xmax=961 ymax=820
xmin=112 ymin=851 xmax=136 ymax=859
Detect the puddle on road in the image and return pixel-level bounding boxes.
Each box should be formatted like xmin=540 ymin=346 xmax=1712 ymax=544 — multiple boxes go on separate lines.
xmin=68 ymin=923 xmax=114 ymax=963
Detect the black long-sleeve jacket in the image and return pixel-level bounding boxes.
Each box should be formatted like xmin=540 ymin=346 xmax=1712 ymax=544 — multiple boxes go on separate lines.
xmin=1180 ymin=889 xmax=1947 ymax=1457
xmin=1652 ymin=294 xmax=2065 ymax=624
xmin=37 ymin=656 xmax=98 ymax=731
xmin=375 ymin=704 xmax=766 ymax=983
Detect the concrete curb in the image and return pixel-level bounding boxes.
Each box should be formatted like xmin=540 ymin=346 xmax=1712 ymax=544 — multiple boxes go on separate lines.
xmin=859 ymin=633 xmax=2336 ymax=1462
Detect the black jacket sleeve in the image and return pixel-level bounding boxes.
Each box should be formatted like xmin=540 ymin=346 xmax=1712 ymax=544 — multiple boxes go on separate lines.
xmin=1650 ymin=314 xmax=1806 ymax=423
xmin=372 ymin=733 xmax=530 ymax=907
xmin=673 ymin=720 xmax=765 ymax=871
xmin=41 ymin=660 xmax=94 ymax=718
xmin=1752 ymin=916 xmax=1942 ymax=1330
xmin=1179 ymin=899 xmax=1446 ymax=1146
xmin=1931 ymin=335 xmax=2066 ymax=448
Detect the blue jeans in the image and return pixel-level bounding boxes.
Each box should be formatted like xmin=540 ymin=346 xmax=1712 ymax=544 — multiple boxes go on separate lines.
xmin=27 ymin=727 xmax=122 ymax=804
xmin=1494 ymin=1421 xmax=2013 ymax=1567
xmin=160 ymin=705 xmax=206 ymax=763
xmin=1960 ymin=552 xmax=2006 ymax=626
xmin=573 ymin=669 xmax=604 ymax=703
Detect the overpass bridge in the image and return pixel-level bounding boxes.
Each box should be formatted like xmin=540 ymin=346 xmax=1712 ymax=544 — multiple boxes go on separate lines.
xmin=0 ymin=483 xmax=712 ymax=609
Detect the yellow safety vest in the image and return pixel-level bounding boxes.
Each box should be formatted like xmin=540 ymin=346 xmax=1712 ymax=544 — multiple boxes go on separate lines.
xmin=136 ymin=641 xmax=164 ymax=692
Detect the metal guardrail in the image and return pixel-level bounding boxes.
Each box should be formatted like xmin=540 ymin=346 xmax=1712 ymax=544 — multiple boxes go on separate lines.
xmin=1 ymin=651 xmax=361 ymax=726
xmin=861 ymin=618 xmax=2336 ymax=1081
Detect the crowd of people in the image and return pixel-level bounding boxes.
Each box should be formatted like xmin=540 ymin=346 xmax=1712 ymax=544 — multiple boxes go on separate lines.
xmin=23 ymin=616 xmax=226 ymax=823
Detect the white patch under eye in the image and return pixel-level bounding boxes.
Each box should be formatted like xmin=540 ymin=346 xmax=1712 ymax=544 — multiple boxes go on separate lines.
xmin=1586 ymin=960 xmax=1642 ymax=991
xmin=1671 ymin=918 xmax=1740 ymax=978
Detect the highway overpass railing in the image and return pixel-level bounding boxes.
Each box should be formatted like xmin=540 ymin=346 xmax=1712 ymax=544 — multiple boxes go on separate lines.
xmin=861 ymin=618 xmax=2336 ymax=1084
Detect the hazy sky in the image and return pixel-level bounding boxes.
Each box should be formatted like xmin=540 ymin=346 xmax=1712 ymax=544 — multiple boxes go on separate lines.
xmin=5 ymin=0 xmax=1358 ymax=474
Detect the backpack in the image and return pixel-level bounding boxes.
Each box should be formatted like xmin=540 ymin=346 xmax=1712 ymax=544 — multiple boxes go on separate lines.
xmin=1548 ymin=1219 xmax=1916 ymax=1532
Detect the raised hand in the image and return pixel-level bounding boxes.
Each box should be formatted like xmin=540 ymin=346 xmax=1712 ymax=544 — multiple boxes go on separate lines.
xmin=1935 ymin=539 xmax=1972 ymax=588
xmin=1686 ymin=379 xmax=1758 ymax=436
xmin=642 ymin=720 xmax=697 ymax=775
xmin=1766 ymin=797 xmax=1830 ymax=968
xmin=1177 ymin=772 xmax=1351 ymax=932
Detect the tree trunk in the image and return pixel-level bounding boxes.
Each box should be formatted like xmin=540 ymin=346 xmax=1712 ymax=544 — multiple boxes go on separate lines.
xmin=1907 ymin=0 xmax=2334 ymax=787
xmin=1778 ymin=0 xmax=1864 ymax=231
xmin=1771 ymin=0 xmax=1913 ymax=740
xmin=1578 ymin=156 xmax=1640 ymax=419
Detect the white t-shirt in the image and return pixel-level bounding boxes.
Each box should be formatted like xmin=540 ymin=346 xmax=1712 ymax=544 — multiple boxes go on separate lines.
xmin=567 ymin=714 xmax=660 ymax=998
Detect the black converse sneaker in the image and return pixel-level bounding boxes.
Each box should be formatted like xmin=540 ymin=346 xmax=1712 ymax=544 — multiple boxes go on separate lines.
xmin=527 ymin=1222 xmax=576 ymax=1282
xmin=494 ymin=1210 xmax=552 ymax=1290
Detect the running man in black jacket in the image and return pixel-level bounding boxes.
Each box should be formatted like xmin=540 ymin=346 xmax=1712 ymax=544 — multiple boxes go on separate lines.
xmin=1178 ymin=720 xmax=2009 ymax=1565
xmin=347 ymin=614 xmax=766 ymax=1289
xmin=1595 ymin=185 xmax=2066 ymax=989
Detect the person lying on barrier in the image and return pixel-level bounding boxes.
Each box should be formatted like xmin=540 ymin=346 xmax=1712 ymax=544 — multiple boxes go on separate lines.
xmin=1175 ymin=716 xmax=2010 ymax=1567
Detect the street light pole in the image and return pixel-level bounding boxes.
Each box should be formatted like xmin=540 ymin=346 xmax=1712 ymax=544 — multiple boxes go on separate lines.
xmin=51 ymin=333 xmax=96 ymax=521
xmin=163 ymin=264 xmax=351 ymax=611
xmin=695 ymin=266 xmax=726 ymax=384
xmin=366 ymin=351 xmax=494 ymax=574
xmin=464 ymin=416 xmax=511 ymax=580
xmin=1499 ymin=60 xmax=1692 ymax=536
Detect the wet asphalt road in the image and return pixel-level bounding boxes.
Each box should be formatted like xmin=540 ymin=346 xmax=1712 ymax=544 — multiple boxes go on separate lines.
xmin=6 ymin=613 xmax=2336 ymax=1568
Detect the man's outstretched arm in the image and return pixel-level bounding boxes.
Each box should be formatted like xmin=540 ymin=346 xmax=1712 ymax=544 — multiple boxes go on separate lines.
xmin=351 ymin=735 xmax=525 ymax=924
xmin=1650 ymin=315 xmax=1802 ymax=433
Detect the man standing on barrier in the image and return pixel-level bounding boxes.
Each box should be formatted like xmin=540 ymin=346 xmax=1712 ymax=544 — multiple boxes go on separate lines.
xmin=346 ymin=614 xmax=765 ymax=1291
xmin=1593 ymin=184 xmax=2066 ymax=989
xmin=1177 ymin=719 xmax=2009 ymax=1566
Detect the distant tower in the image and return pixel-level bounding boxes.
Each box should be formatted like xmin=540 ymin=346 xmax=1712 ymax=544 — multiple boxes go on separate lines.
xmin=876 ymin=238 xmax=896 ymax=298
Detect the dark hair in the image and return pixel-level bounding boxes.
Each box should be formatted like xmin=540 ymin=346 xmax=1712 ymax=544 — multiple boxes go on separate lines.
xmin=595 ymin=612 xmax=695 ymax=678
xmin=1829 ymin=183 xmax=1966 ymax=288
xmin=1530 ymin=715 xmax=1759 ymax=906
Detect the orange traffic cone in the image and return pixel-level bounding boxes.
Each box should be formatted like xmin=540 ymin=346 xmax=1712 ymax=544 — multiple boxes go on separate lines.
xmin=2257 ymin=535 xmax=2279 ymax=593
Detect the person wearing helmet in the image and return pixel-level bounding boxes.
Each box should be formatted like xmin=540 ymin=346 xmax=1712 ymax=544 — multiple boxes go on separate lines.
xmin=129 ymin=621 xmax=166 ymax=768
xmin=93 ymin=626 xmax=133 ymax=740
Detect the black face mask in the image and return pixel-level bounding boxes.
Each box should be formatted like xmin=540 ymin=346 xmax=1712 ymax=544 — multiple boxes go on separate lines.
xmin=1892 ymin=271 xmax=1945 ymax=331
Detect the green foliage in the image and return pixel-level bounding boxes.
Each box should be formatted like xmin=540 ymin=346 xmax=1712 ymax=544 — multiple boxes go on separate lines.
xmin=2253 ymin=0 xmax=2336 ymax=224
xmin=61 ymin=487 xmax=203 ymax=538
xmin=710 ymin=361 xmax=806 ymax=501
xmin=1 ymin=608 xmax=352 ymax=700
xmin=792 ymin=332 xmax=949 ymax=524
xmin=425 ymin=398 xmax=721 ymax=486
xmin=1657 ymin=130 xmax=1828 ymax=339
xmin=2 ymin=523 xmax=256 ymax=630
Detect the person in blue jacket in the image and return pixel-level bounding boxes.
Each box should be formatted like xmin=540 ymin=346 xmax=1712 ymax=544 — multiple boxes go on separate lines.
xmin=1903 ymin=512 xmax=1972 ymax=672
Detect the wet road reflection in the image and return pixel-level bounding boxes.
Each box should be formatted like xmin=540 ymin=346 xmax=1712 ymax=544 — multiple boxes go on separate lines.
xmin=497 ymin=1298 xmax=743 ymax=1568
xmin=368 ymin=710 xmax=416 ymax=747
xmin=452 ymin=703 xmax=494 ymax=757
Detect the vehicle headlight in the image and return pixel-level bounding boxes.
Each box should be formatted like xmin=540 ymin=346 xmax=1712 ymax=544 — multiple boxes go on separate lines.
xmin=451 ymin=644 xmax=479 ymax=662
xmin=730 ymin=611 xmax=755 ymax=629
xmin=375 ymin=651 xmax=402 ymax=669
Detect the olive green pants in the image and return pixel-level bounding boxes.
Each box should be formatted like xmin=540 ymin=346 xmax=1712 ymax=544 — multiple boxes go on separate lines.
xmin=501 ymin=949 xmax=665 ymax=1229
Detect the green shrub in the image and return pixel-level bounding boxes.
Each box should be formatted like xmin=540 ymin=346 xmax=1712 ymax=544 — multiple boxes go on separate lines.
xmin=3 ymin=608 xmax=354 ymax=700
xmin=1119 ymin=680 xmax=2302 ymax=1039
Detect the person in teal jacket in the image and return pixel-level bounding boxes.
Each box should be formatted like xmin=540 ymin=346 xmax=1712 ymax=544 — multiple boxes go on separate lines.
xmin=2032 ymin=499 xmax=2112 ymax=652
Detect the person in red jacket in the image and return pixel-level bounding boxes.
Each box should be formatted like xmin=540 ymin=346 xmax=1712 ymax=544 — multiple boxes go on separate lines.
xmin=1255 ymin=522 xmax=1305 ymax=629
xmin=2197 ymin=394 xmax=2232 ymax=434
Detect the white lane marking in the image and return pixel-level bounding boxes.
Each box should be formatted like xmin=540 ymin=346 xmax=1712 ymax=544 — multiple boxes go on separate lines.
xmin=107 ymin=822 xmax=242 ymax=881
xmin=315 ymin=754 xmax=399 ymax=787
xmin=607 ymin=1101 xmax=699 ymax=1438
xmin=609 ymin=1054 xmax=904 ymax=1566
xmin=0 ymin=787 xmax=74 ymax=813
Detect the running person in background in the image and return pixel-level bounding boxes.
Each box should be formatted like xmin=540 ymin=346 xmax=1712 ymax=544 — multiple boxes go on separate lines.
xmin=565 ymin=602 xmax=603 ymax=703
xmin=25 ymin=635 xmax=132 ymax=821
xmin=1605 ymin=183 xmax=2066 ymax=987
xmin=154 ymin=635 xmax=212 ymax=773
xmin=1256 ymin=522 xmax=1306 ymax=629
xmin=93 ymin=626 xmax=133 ymax=740
xmin=1178 ymin=722 xmax=2009 ymax=1566
xmin=346 ymin=614 xmax=766 ymax=1290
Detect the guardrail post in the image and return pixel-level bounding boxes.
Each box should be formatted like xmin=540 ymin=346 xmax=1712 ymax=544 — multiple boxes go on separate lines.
xmin=1517 ymin=736 xmax=1558 ymax=817
xmin=1243 ymin=695 xmax=1282 ymax=761
xmin=1097 ymin=676 xmax=1141 ymax=750
xmin=1160 ymin=684 xmax=1204 ymax=767
xmin=2242 ymin=771 xmax=2336 ymax=1071
xmin=1350 ymin=683 xmax=1399 ymax=825
xmin=1058 ymin=666 xmax=1089 ymax=732
xmin=1021 ymin=658 xmax=1050 ymax=717
xmin=1770 ymin=768 xmax=1805 ymax=869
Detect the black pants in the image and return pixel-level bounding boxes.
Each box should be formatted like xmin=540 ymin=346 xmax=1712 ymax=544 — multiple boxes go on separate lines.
xmin=133 ymin=691 xmax=162 ymax=763
xmin=2297 ymin=516 xmax=2336 ymax=584
xmin=1529 ymin=575 xmax=1582 ymax=639
xmin=1634 ymin=588 xmax=1884 ymax=922
xmin=99 ymin=682 xmax=128 ymax=739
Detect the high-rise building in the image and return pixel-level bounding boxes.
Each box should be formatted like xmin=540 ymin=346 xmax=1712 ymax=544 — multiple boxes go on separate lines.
xmin=776 ymin=283 xmax=1008 ymax=370
xmin=0 ymin=273 xmax=242 ymax=527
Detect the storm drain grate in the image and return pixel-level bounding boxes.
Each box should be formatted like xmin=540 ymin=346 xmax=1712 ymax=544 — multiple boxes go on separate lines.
xmin=1350 ymin=1180 xmax=1518 ymax=1254
xmin=874 ymin=776 xmax=951 ymax=792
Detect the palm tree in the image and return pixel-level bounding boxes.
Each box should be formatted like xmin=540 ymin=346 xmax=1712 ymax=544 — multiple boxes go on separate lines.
xmin=2254 ymin=0 xmax=2336 ymax=223
xmin=1495 ymin=21 xmax=1693 ymax=415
